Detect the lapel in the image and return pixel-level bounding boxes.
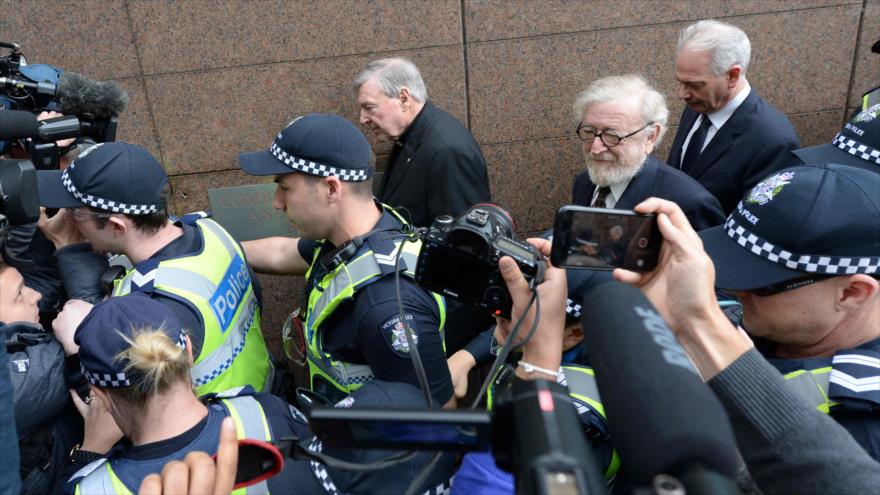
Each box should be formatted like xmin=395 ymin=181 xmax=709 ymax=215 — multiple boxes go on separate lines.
xmin=688 ymin=90 xmax=759 ymax=180
xmin=379 ymin=102 xmax=434 ymax=201
xmin=669 ymin=109 xmax=700 ymax=167
xmin=616 ymin=156 xmax=659 ymax=208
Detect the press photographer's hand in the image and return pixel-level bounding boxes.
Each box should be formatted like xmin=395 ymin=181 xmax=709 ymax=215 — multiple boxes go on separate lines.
xmin=494 ymin=238 xmax=567 ymax=379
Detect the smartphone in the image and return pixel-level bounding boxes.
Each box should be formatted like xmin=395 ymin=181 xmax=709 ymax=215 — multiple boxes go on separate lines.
xmin=308 ymin=407 xmax=492 ymax=452
xmin=550 ymin=205 xmax=661 ymax=272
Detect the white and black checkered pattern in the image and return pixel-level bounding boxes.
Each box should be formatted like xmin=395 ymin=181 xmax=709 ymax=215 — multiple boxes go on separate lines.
xmin=61 ymin=165 xmax=159 ymax=214
xmin=81 ymin=330 xmax=186 ymax=388
xmin=81 ymin=365 xmax=130 ymax=387
xmin=724 ymin=217 xmax=880 ymax=275
xmin=833 ymin=132 xmax=880 ymax=165
xmin=270 ymin=142 xmax=369 ymax=181
xmin=566 ymin=298 xmax=582 ymax=319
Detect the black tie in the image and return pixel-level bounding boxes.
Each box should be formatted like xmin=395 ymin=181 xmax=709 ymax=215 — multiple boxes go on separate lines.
xmin=680 ymin=114 xmax=711 ymax=173
xmin=593 ymin=186 xmax=611 ymax=208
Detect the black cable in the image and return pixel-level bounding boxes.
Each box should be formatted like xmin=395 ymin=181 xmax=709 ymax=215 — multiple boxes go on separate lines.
xmin=287 ymin=439 xmax=419 ymax=471
xmin=470 ymin=287 xmax=540 ymax=409
xmin=394 ymin=232 xmax=434 ymax=408
xmin=404 ymin=450 xmax=444 ymax=495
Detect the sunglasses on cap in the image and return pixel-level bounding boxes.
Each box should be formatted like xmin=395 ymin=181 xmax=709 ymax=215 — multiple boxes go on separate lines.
xmin=747 ymin=273 xmax=835 ymax=297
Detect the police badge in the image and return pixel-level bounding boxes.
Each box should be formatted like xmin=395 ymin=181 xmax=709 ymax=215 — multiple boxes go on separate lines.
xmin=746 ymin=171 xmax=795 ymax=206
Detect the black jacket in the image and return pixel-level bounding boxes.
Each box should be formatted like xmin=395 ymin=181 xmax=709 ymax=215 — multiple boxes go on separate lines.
xmin=377 ymin=101 xmax=491 ymax=228
xmin=572 ymin=155 xmax=725 ymax=231
xmin=667 ymin=90 xmax=800 ymax=214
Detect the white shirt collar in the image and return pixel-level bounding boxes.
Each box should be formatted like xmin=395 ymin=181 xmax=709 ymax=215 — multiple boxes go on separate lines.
xmin=705 ymin=81 xmax=750 ymax=129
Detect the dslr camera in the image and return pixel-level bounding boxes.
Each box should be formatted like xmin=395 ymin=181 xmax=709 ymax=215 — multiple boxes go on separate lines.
xmin=415 ymin=204 xmax=545 ymax=319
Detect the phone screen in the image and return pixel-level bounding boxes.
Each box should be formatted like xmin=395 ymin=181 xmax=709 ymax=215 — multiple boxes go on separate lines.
xmin=550 ymin=206 xmax=661 ymax=272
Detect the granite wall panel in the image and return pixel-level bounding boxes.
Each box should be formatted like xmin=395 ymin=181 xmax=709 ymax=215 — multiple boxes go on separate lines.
xmin=464 ymin=0 xmax=854 ymax=42
xmin=127 ymin=0 xmax=462 ymax=74
xmin=145 ymin=45 xmax=466 ymax=175
xmin=483 ymin=136 xmax=584 ymax=233
xmin=467 ymin=5 xmax=861 ymax=145
xmin=0 ymin=0 xmax=139 ymax=80
xmin=849 ymin=2 xmax=880 ymax=108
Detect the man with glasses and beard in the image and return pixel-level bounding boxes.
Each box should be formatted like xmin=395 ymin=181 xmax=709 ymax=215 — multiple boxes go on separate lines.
xmin=572 ymin=75 xmax=724 ymax=231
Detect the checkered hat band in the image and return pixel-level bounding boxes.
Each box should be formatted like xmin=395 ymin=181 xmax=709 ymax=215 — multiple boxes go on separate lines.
xmin=269 ymin=142 xmax=369 ymax=182
xmin=833 ymin=132 xmax=880 ymax=165
xmin=61 ymin=166 xmax=159 ymax=214
xmin=81 ymin=330 xmax=186 ymax=388
xmin=566 ymin=299 xmax=582 ymax=319
xmin=724 ymin=217 xmax=880 ymax=275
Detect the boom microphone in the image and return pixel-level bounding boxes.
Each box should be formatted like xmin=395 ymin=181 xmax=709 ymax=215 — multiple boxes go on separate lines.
xmin=581 ymin=282 xmax=739 ymax=489
xmin=56 ymin=71 xmax=128 ymax=118
xmin=0 ymin=110 xmax=40 ymax=140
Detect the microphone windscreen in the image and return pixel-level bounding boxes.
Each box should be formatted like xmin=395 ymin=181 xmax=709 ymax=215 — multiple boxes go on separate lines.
xmin=57 ymin=71 xmax=129 ymax=118
xmin=0 ymin=110 xmax=40 ymax=140
xmin=582 ymin=282 xmax=738 ymax=483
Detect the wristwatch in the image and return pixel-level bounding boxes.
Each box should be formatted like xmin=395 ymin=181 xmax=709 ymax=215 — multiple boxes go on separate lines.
xmin=69 ymin=444 xmax=103 ymax=464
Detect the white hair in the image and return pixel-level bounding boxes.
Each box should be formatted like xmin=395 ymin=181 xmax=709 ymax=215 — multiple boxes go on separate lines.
xmin=572 ymin=75 xmax=668 ymax=143
xmin=353 ymin=57 xmax=427 ymax=103
xmin=678 ymin=19 xmax=751 ymax=76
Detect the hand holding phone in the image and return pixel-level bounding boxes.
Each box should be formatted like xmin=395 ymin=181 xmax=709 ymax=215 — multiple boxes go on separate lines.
xmin=550 ymin=205 xmax=661 ymax=272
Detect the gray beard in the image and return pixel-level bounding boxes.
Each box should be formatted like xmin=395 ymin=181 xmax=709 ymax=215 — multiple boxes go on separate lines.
xmin=585 ymin=154 xmax=647 ymax=187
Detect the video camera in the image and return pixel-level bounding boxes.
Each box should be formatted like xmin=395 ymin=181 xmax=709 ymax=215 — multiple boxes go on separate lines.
xmin=415 ymin=204 xmax=545 ymax=319
xmin=306 ymin=378 xmax=607 ymax=495
xmin=1 ymin=41 xmax=128 ymax=168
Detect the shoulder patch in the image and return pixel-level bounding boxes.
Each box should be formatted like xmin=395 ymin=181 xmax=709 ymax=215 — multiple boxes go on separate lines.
xmin=11 ymin=358 xmax=29 ymax=373
xmin=380 ymin=313 xmax=418 ymax=356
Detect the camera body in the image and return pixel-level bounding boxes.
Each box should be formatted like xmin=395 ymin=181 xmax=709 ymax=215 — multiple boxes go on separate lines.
xmin=415 ymin=204 xmax=544 ymax=319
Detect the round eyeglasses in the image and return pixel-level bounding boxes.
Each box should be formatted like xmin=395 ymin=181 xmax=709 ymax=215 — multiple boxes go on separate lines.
xmin=576 ymin=122 xmax=653 ymax=148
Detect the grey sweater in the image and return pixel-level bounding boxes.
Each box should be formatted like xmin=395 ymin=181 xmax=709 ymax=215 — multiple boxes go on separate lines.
xmin=708 ymin=349 xmax=880 ymax=495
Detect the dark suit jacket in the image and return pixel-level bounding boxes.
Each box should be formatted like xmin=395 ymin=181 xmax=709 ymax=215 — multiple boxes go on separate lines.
xmin=572 ymin=155 xmax=725 ymax=231
xmin=377 ymin=101 xmax=491 ymax=228
xmin=667 ymin=90 xmax=800 ymax=214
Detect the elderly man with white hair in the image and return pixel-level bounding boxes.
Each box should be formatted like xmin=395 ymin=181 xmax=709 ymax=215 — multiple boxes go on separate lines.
xmin=354 ymin=57 xmax=494 ymax=357
xmin=354 ymin=57 xmax=491 ymax=229
xmin=667 ymin=19 xmax=800 ymax=214
xmin=572 ymin=74 xmax=724 ymax=231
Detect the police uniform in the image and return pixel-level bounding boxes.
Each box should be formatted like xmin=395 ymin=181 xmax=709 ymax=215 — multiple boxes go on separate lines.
xmin=299 ymin=206 xmax=452 ymax=404
xmin=68 ymin=388 xmax=310 ymax=495
xmin=35 ymin=142 xmax=272 ymax=397
xmin=112 ymin=212 xmax=272 ymax=396
xmin=770 ymin=337 xmax=880 ymax=461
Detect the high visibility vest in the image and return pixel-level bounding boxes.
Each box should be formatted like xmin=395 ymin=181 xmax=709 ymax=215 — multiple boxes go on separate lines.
xmin=112 ymin=215 xmax=272 ymax=396
xmin=74 ymin=394 xmax=272 ymax=495
xmin=304 ymin=229 xmax=445 ymax=401
xmin=783 ymin=349 xmax=880 ymax=415
xmin=486 ymin=363 xmax=620 ymax=480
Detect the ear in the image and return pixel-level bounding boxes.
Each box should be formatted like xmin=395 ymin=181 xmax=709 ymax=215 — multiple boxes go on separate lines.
xmin=398 ymin=87 xmax=412 ymax=109
xmin=562 ymin=324 xmax=584 ymax=350
xmin=185 ymin=335 xmax=194 ymax=366
xmin=324 ymin=176 xmax=343 ymax=203
xmin=107 ymin=215 xmax=128 ymax=238
xmin=726 ymin=66 xmax=742 ymax=87
xmin=643 ymin=123 xmax=662 ymax=154
xmin=837 ymin=275 xmax=880 ymax=310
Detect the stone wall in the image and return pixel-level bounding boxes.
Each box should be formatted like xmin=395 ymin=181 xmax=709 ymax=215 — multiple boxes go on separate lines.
xmin=3 ymin=0 xmax=876 ymax=357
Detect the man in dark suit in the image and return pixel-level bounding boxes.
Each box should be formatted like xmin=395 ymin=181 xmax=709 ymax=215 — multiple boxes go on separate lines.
xmin=354 ymin=57 xmax=493 ymax=357
xmin=354 ymin=57 xmax=491 ymax=228
xmin=571 ymin=75 xmax=724 ymax=231
xmin=668 ymin=20 xmax=800 ymax=214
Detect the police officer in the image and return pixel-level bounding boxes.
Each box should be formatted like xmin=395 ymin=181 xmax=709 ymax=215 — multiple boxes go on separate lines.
xmin=694 ymin=163 xmax=880 ymax=461
xmin=239 ymin=113 xmax=453 ymax=406
xmin=37 ymin=142 xmax=272 ymax=396
xmin=64 ymin=296 xmax=310 ymax=494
